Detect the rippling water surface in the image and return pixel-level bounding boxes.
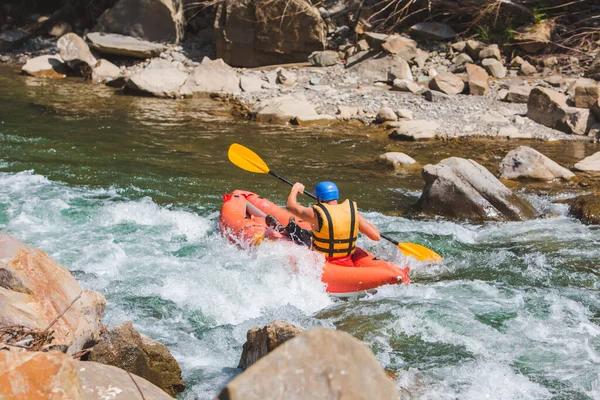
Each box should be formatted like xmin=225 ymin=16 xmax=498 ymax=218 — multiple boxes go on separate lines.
xmin=1 ymin=67 xmax=599 ymax=399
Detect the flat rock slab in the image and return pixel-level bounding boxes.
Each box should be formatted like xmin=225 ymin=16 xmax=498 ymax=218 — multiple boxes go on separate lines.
xmin=87 ymin=32 xmax=167 ymax=58
xmin=21 ymin=55 xmax=68 ymax=78
xmin=574 ymin=152 xmax=600 ymax=172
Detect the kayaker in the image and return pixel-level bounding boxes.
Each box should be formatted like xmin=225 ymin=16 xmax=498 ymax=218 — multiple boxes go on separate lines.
xmin=283 ymin=181 xmax=380 ymax=261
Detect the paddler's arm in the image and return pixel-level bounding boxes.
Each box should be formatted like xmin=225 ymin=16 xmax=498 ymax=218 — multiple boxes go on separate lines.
xmin=286 ymin=182 xmax=318 ymax=226
xmin=358 ymin=213 xmax=380 ymax=241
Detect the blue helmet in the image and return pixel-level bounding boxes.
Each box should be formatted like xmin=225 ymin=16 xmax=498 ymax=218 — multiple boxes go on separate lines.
xmin=314 ymin=181 xmax=339 ymax=201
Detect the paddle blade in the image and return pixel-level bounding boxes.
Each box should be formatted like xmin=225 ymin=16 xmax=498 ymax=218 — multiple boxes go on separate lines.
xmin=399 ymin=243 xmax=442 ymax=262
xmin=228 ymin=143 xmax=270 ymax=174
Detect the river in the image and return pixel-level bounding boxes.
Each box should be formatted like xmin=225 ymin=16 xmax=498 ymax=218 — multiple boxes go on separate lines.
xmin=1 ymin=67 xmax=599 ymax=399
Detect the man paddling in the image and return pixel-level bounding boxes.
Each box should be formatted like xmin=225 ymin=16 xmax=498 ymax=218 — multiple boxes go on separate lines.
xmin=282 ymin=181 xmax=380 ymax=263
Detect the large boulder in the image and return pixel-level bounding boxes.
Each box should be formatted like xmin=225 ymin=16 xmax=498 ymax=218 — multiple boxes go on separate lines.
xmin=250 ymin=93 xmax=321 ymax=124
xmin=0 ymin=351 xmax=172 ymax=399
xmin=574 ymin=152 xmax=600 ymax=172
xmin=94 ymin=0 xmax=184 ymax=43
xmin=527 ymin=87 xmax=596 ymax=135
xmin=21 ymin=55 xmax=68 ymax=78
xmin=570 ymin=194 xmax=600 ymax=225
xmin=88 ymin=321 xmax=185 ymax=397
xmin=87 ymin=32 xmax=167 ymax=59
xmin=126 ymin=59 xmax=189 ymax=98
xmin=0 ymin=233 xmax=105 ymax=355
xmin=219 ymin=328 xmax=399 ymax=400
xmin=499 ymin=146 xmax=575 ymax=181
xmin=346 ymin=51 xmax=412 ymax=83
xmin=429 ymin=72 xmax=464 ymax=95
xmin=416 ymin=157 xmax=537 ymax=221
xmin=238 ymin=321 xmax=304 ymax=370
xmin=181 ymin=57 xmax=240 ymax=95
xmin=57 ymin=33 xmax=98 ymax=71
xmin=215 ymin=0 xmax=326 ymax=67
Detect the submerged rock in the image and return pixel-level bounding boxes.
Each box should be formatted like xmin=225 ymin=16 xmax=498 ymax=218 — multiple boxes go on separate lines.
xmin=499 ymin=146 xmax=575 ymax=181
xmin=0 ymin=351 xmax=173 ymax=399
xmin=238 ymin=321 xmax=304 ymax=370
xmin=0 ymin=233 xmax=105 ymax=355
xmin=569 ymin=193 xmax=600 ymax=225
xmin=88 ymin=321 xmax=185 ymax=397
xmin=220 ymin=328 xmax=399 ymax=400
xmin=94 ymin=0 xmax=184 ymax=43
xmin=417 ymin=157 xmax=536 ymax=221
xmin=87 ymin=32 xmax=168 ymax=59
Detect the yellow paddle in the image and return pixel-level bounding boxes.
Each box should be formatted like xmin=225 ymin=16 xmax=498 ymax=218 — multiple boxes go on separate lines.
xmin=228 ymin=143 xmax=442 ymax=262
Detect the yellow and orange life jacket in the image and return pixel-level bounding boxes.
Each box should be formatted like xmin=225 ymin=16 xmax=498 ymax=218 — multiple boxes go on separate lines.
xmin=312 ymin=200 xmax=359 ymax=258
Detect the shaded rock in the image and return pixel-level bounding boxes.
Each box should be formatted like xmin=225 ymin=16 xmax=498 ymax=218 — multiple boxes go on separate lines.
xmin=127 ymin=59 xmax=188 ymax=98
xmin=215 ymin=0 xmax=326 ymax=67
xmin=505 ymin=85 xmax=532 ymax=103
xmin=0 ymin=233 xmax=105 ymax=355
xmin=392 ymin=78 xmax=423 ymax=93
xmin=57 ymin=33 xmax=97 ymax=70
xmin=380 ymin=36 xmax=418 ymax=60
xmin=219 ymin=328 xmax=399 ymax=400
xmin=347 ymin=51 xmax=412 ymax=83
xmin=417 ymin=157 xmax=537 ymax=221
xmin=308 ymin=50 xmax=339 ymax=66
xmin=378 ymin=152 xmax=416 ymax=169
xmin=413 ymin=48 xmax=429 ymax=68
xmin=453 ymin=53 xmax=473 ymax=68
xmin=251 ymin=93 xmax=319 ymax=124
xmin=574 ymin=86 xmax=600 ymax=109
xmin=569 ymin=194 xmax=600 ymax=225
xmin=21 ymin=55 xmax=68 ymax=78
xmin=182 ymin=57 xmax=240 ymax=95
xmin=91 ymin=59 xmax=121 ymax=84
xmin=424 ymin=89 xmax=451 ymax=102
xmin=562 ymin=107 xmax=596 ymax=135
xmin=276 ymin=68 xmax=297 ymax=87
xmin=593 ymin=100 xmax=600 ymax=120
xmin=567 ymin=78 xmax=597 ymax=97
xmin=0 ymin=351 xmax=173 ymax=400
xmin=376 ymin=107 xmax=398 ymax=123
xmin=396 ymin=109 xmax=413 ymax=120
xmin=527 ymin=87 xmax=567 ymax=128
xmin=499 ymin=146 xmax=575 ymax=181
xmin=429 ymin=72 xmax=464 ymax=95
xmin=482 ymin=58 xmax=506 ymax=78
xmin=574 ymin=152 xmax=600 ymax=172
xmin=0 ymin=29 xmax=27 ymax=51
xmin=510 ymin=56 xmax=525 ymax=67
xmin=409 ymin=22 xmax=455 ymax=41
xmin=389 ymin=120 xmax=440 ymax=140
xmin=87 ymin=32 xmax=167 ymax=59
xmin=587 ymin=54 xmax=600 ymax=80
xmin=238 ymin=321 xmax=303 ymax=370
xmin=88 ymin=321 xmax=184 ymax=397
xmin=240 ymin=75 xmax=264 ymax=92
xmin=479 ymin=44 xmax=501 ymax=61
xmin=465 ymin=40 xmax=485 ymax=59
xmin=514 ymin=21 xmax=553 ymax=53
xmin=466 ymin=63 xmax=489 ymax=96
xmin=356 ymin=39 xmax=369 ymax=52
xmin=94 ymin=0 xmax=184 ymax=43
xmin=48 ymin=21 xmax=72 ymax=37
xmin=520 ymin=61 xmax=537 ymax=76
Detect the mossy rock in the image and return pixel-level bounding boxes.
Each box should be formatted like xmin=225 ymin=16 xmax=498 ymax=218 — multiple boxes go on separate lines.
xmin=569 ymin=193 xmax=600 ymax=225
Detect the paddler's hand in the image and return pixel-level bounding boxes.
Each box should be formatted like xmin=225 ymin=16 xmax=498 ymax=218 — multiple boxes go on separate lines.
xmin=291 ymin=182 xmax=305 ymax=194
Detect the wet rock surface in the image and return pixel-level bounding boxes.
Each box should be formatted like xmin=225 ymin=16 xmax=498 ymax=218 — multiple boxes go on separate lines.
xmin=569 ymin=193 xmax=600 ymax=225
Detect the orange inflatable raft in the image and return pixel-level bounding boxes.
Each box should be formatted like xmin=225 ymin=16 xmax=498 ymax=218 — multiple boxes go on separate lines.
xmin=219 ymin=190 xmax=410 ymax=297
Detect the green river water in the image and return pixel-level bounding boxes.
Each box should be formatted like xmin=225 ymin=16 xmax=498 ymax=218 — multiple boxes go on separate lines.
xmin=1 ymin=67 xmax=599 ymax=399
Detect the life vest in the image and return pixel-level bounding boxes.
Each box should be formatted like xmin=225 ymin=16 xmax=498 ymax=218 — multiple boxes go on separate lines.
xmin=312 ymin=200 xmax=359 ymax=258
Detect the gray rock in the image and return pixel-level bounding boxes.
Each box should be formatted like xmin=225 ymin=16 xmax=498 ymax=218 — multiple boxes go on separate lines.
xmin=376 ymin=106 xmax=398 ymax=123
xmin=499 ymin=146 xmax=575 ymax=181
xmin=429 ymin=72 xmax=464 ymax=95
xmin=417 ymin=157 xmax=537 ymax=221
xmin=514 ymin=21 xmax=553 ymax=54
xmin=94 ymin=0 xmax=184 ymax=43
xmin=88 ymin=32 xmax=167 ymax=58
xmin=380 ymin=36 xmax=418 ymax=60
xmin=91 ymin=59 xmax=122 ymax=84
xmin=0 ymin=29 xmax=27 ymax=51
xmin=389 ymin=120 xmax=440 ymax=140
xmin=505 ymin=85 xmax=532 ymax=103
xmin=409 ymin=22 xmax=456 ymax=40
xmin=424 ymin=89 xmax=451 ymax=102
xmin=482 ymin=58 xmax=506 ymax=78
xmin=563 ymin=106 xmax=596 ymax=135
xmin=346 ymin=51 xmax=412 ymax=83
xmin=57 ymin=33 xmax=97 ymax=69
xmin=251 ymin=93 xmax=320 ymax=124
xmin=182 ymin=57 xmax=241 ymax=95
xmin=520 ymin=61 xmax=536 ymax=76
xmin=308 ymin=50 xmax=339 ymax=67
xmin=21 ymin=55 xmax=68 ymax=78
xmin=479 ymin=44 xmax=502 ymax=61
xmin=465 ymin=40 xmax=485 ymax=59
xmin=378 ymin=152 xmax=416 ymax=169
xmin=452 ymin=41 xmax=467 ymax=52
xmin=392 ymin=78 xmax=423 ymax=93
xmin=396 ymin=109 xmax=413 ymax=120
xmin=238 ymin=321 xmax=304 ymax=371
xmin=574 ymin=152 xmax=600 ymax=172
xmin=127 ymin=59 xmax=189 ymax=98
xmin=413 ymin=48 xmax=429 ymax=69
xmin=526 ymin=87 xmax=568 ymax=128
xmin=453 ymin=53 xmax=473 ymax=67
xmin=218 ymin=329 xmax=400 ymax=400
